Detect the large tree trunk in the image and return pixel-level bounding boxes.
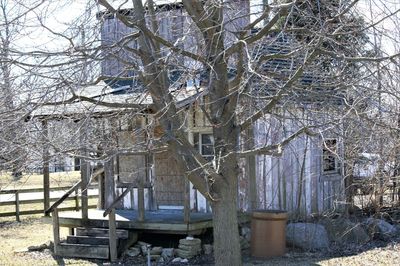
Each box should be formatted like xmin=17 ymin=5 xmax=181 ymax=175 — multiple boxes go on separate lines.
xmin=211 ymin=180 xmax=242 ymax=266
xmin=211 ymin=125 xmax=242 ymax=266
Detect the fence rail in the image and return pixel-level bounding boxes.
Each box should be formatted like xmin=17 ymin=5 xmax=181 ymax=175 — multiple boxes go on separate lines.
xmin=0 ymin=185 xmax=98 ymax=221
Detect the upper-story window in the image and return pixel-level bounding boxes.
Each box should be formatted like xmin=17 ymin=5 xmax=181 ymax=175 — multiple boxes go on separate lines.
xmin=322 ymin=139 xmax=339 ymax=173
xmin=194 ymin=133 xmax=214 ymax=161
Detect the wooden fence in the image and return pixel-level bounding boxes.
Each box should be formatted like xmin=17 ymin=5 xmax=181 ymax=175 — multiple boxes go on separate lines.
xmin=0 ymin=185 xmax=98 ymax=221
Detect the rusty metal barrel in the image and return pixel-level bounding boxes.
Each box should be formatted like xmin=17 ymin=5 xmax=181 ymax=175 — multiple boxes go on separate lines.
xmin=250 ymin=210 xmax=288 ymax=258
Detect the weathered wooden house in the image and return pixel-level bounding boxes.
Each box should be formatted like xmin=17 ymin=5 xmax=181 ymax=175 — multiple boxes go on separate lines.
xmin=33 ymin=0 xmax=346 ymax=260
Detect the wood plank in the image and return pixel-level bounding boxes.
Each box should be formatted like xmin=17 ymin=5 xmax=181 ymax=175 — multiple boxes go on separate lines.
xmin=67 ymin=235 xmax=109 ymax=245
xmin=76 ymin=227 xmax=128 ymax=238
xmin=56 ymin=243 xmax=109 ymax=260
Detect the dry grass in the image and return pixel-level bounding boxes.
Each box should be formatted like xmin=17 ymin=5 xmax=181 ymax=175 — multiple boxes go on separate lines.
xmin=0 ymin=171 xmax=81 ymax=190
xmin=0 ymin=216 xmax=95 ymax=266
xmin=0 ymin=172 xmax=100 ymax=264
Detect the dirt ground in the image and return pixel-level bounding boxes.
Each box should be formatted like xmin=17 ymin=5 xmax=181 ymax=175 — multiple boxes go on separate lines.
xmin=1 ymin=216 xmax=399 ymax=266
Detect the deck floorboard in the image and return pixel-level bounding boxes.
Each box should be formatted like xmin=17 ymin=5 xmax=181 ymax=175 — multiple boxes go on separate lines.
xmin=55 ymin=209 xmax=234 ymax=234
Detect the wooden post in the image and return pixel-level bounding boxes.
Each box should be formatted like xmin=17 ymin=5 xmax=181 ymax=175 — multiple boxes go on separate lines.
xmin=80 ymin=125 xmax=89 ymax=220
xmin=80 ymin=164 xmax=89 ymax=220
xmin=104 ymin=157 xmax=115 ymax=209
xmin=97 ymin=173 xmax=104 ymax=209
xmin=247 ymin=155 xmax=257 ymax=211
xmin=52 ymin=209 xmax=60 ymax=255
xmin=42 ymin=120 xmax=50 ymax=215
xmin=184 ymin=178 xmax=190 ymax=223
xmin=108 ymin=208 xmax=118 ymax=262
xmin=146 ymin=154 xmax=156 ymax=210
xmin=130 ymin=188 xmax=135 ymax=209
xmin=138 ymin=186 xmax=145 ymax=222
xmin=74 ymin=187 xmax=79 ymax=211
xmin=15 ymin=191 xmax=20 ymax=222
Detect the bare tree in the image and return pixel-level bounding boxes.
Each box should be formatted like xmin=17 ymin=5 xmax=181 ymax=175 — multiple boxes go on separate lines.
xmin=0 ymin=0 xmax=44 ymax=179
xmin=4 ymin=0 xmax=400 ymax=265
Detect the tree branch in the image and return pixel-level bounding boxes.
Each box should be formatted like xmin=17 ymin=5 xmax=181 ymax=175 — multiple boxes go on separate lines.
xmin=239 ymin=127 xmax=316 ymax=157
xmin=240 ymin=45 xmax=320 ymax=131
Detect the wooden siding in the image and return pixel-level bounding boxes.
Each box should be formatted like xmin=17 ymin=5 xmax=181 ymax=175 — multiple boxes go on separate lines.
xmin=100 ymin=1 xmax=250 ymax=78
xmin=241 ymin=108 xmax=345 ymax=218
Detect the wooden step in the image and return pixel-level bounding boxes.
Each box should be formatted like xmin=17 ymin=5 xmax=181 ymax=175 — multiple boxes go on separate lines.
xmin=76 ymin=227 xmax=128 ymax=239
xmin=56 ymin=243 xmax=109 ymax=259
xmin=67 ymin=235 xmax=110 ymax=245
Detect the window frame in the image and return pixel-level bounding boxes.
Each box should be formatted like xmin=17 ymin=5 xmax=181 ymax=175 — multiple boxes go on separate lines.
xmin=322 ymin=138 xmax=340 ymax=174
xmin=193 ymin=132 xmax=214 ymax=162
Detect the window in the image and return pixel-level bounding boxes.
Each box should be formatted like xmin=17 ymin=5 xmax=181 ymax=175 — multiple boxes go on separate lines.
xmin=323 ymin=139 xmax=338 ymax=173
xmin=194 ymin=133 xmax=214 ymax=161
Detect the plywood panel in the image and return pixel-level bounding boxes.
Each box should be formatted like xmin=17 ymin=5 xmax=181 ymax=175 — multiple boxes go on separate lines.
xmin=154 ymin=151 xmax=185 ymax=206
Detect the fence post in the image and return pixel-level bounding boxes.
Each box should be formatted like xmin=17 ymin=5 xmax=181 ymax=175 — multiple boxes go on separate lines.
xmin=15 ymin=191 xmax=20 ymax=222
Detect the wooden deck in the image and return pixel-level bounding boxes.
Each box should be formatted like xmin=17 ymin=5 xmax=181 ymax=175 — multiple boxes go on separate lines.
xmin=47 ymin=209 xmax=250 ymax=235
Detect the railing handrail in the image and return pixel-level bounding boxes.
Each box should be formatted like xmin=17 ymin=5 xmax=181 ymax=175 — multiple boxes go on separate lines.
xmin=45 ymin=180 xmax=82 ymax=215
xmin=44 ymin=167 xmax=104 ymax=216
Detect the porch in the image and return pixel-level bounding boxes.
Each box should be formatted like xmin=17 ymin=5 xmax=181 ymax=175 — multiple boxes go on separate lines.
xmin=53 ymin=209 xmax=217 ymax=235
xmin=46 ymin=207 xmax=249 ymax=261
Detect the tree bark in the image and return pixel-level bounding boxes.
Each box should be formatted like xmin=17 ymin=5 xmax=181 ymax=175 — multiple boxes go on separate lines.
xmin=211 ymin=125 xmax=242 ymax=266
xmin=211 ymin=180 xmax=242 ymax=266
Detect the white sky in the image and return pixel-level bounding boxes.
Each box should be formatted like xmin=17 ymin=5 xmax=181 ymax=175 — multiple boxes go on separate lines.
xmin=357 ymin=0 xmax=400 ymax=54
xmin=7 ymin=0 xmax=400 ymax=55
